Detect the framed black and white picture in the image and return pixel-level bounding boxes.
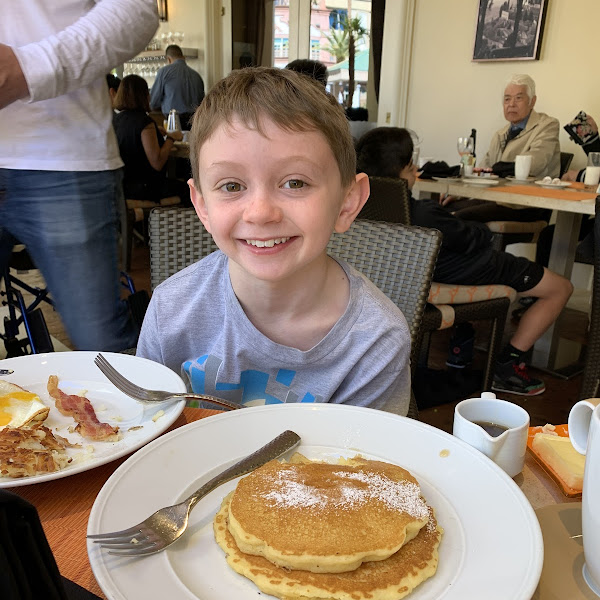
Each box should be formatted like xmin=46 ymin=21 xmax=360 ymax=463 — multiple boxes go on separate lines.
xmin=473 ymin=0 xmax=548 ymax=62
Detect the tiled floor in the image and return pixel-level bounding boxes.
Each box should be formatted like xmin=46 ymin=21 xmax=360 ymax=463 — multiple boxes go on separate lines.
xmin=18 ymin=244 xmax=588 ymax=434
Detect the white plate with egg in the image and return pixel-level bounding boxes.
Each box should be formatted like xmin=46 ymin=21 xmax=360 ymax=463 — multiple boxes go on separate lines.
xmin=0 ymin=351 xmax=186 ymax=487
xmin=88 ymin=404 xmax=543 ymax=600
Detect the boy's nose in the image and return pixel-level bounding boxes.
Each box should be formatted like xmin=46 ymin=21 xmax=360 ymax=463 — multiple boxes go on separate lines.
xmin=243 ymin=192 xmax=283 ymax=224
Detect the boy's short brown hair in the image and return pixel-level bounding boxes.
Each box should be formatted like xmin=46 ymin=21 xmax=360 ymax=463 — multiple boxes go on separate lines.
xmin=189 ymin=67 xmax=355 ymax=189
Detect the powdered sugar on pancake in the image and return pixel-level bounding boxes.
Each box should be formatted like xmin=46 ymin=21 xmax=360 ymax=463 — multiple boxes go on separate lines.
xmin=262 ymin=466 xmax=429 ymax=520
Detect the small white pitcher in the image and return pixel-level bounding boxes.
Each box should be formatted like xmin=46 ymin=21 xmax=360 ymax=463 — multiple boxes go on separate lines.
xmin=453 ymin=392 xmax=529 ymax=477
xmin=569 ymin=398 xmax=600 ymax=596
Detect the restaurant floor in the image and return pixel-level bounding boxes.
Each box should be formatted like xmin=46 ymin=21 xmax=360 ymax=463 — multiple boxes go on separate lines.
xmin=36 ymin=244 xmax=589 ymax=436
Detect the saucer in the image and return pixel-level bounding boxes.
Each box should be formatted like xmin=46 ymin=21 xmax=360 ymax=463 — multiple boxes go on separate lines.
xmin=535 ymin=180 xmax=572 ymax=189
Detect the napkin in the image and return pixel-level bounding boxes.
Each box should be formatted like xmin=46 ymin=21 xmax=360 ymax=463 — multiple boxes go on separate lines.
xmin=418 ymin=161 xmax=461 ymax=179
xmin=491 ymin=161 xmax=515 ymax=178
xmin=0 ymin=490 xmax=68 ymax=600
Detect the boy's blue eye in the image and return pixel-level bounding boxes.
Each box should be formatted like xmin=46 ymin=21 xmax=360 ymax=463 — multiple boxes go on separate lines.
xmin=283 ymin=179 xmax=305 ymax=189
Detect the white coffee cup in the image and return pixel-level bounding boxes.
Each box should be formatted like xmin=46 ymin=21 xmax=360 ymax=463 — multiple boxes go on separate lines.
xmin=568 ymin=398 xmax=600 ymax=596
xmin=453 ymin=392 xmax=530 ymax=477
xmin=515 ymin=154 xmax=532 ymax=180
xmin=584 ymin=166 xmax=600 ymax=187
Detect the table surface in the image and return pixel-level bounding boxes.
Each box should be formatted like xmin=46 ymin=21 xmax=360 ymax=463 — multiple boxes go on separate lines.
xmin=10 ymin=407 xmax=581 ymax=599
xmin=414 ymin=177 xmax=596 ymax=215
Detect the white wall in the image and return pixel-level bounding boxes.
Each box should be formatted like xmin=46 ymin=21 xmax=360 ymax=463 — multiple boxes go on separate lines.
xmin=405 ymin=0 xmax=600 ymax=172
xmin=155 ymin=0 xmax=207 ymax=78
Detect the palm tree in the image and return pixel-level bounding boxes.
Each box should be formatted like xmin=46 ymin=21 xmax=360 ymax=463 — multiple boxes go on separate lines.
xmin=323 ymin=27 xmax=349 ymax=63
xmin=343 ymin=2 xmax=368 ymax=109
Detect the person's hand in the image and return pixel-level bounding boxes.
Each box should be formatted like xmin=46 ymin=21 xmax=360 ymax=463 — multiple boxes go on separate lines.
xmin=157 ymin=125 xmax=167 ymax=136
xmin=439 ymin=193 xmax=456 ymax=206
xmin=561 ymin=169 xmax=579 ymax=182
xmin=0 ymin=44 xmax=29 ymax=109
xmin=166 ymin=130 xmax=183 ymax=142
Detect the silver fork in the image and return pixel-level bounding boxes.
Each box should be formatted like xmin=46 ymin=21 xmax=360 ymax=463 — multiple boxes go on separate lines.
xmin=88 ymin=429 xmax=301 ymax=556
xmin=95 ymin=353 xmax=243 ymax=411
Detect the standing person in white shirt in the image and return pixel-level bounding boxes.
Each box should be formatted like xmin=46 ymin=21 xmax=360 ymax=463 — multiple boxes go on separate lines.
xmin=0 ymin=0 xmax=157 ymax=352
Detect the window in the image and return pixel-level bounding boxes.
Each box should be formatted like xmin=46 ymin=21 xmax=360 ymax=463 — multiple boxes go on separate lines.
xmin=329 ymin=9 xmax=347 ymax=30
xmin=310 ymin=40 xmax=320 ymax=60
xmin=274 ymin=38 xmax=289 ymax=58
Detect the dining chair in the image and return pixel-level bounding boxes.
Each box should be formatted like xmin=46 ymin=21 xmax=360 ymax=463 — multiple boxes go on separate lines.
xmin=579 ymin=195 xmax=600 ymax=400
xmin=560 ymin=152 xmax=574 ymax=178
xmin=148 ymin=207 xmax=443 ymax=419
xmin=362 ymin=176 xmax=514 ymax=392
xmin=117 ymin=194 xmax=181 ymax=272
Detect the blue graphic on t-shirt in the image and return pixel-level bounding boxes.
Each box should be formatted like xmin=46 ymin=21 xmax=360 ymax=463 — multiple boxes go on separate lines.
xmin=182 ymin=356 xmax=321 ymax=405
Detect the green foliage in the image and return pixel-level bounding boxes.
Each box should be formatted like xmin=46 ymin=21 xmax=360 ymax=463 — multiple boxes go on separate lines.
xmin=323 ymin=27 xmax=349 ymax=63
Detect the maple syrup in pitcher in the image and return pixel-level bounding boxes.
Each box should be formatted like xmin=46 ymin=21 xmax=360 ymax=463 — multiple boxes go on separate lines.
xmin=473 ymin=421 xmax=509 ymax=437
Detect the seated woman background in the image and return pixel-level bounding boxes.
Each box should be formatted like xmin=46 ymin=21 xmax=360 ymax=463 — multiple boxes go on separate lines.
xmin=113 ymin=74 xmax=190 ymax=205
xmin=355 ymin=127 xmax=572 ymax=397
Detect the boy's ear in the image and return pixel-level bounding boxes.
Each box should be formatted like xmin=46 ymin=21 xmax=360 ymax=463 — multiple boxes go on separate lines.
xmin=333 ymin=173 xmax=370 ymax=233
xmin=188 ymin=178 xmax=212 ymax=233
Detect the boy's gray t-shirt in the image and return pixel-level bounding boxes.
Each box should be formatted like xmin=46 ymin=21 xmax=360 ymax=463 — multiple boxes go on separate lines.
xmin=137 ymin=251 xmax=411 ymax=415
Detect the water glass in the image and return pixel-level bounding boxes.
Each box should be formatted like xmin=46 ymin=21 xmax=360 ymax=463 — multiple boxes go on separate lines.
xmin=585 ymin=152 xmax=600 ymax=186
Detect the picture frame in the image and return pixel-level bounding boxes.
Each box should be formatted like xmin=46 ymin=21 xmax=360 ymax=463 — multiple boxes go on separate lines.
xmin=473 ymin=0 xmax=548 ymax=62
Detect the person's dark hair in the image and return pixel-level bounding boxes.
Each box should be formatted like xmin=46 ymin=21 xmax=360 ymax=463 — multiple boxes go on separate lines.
xmin=165 ymin=44 xmax=184 ymax=59
xmin=285 ymin=59 xmax=328 ymax=87
xmin=113 ymin=74 xmax=150 ymax=112
xmin=105 ymin=73 xmax=121 ymax=92
xmin=355 ymin=127 xmax=413 ymax=177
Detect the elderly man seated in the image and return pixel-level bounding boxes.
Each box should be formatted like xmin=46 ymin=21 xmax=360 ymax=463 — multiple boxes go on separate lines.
xmin=446 ymin=74 xmax=560 ymax=223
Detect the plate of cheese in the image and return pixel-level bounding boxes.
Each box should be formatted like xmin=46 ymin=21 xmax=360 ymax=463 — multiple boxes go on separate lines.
xmin=88 ymin=404 xmax=543 ymax=600
xmin=527 ymin=424 xmax=584 ymax=497
xmin=0 ymin=351 xmax=186 ymax=487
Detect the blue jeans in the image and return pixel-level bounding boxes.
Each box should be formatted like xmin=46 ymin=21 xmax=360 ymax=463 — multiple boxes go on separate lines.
xmin=0 ymin=169 xmax=138 ymax=351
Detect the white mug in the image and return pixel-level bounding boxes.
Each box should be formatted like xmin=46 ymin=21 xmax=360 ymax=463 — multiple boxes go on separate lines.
xmin=515 ymin=154 xmax=532 ymax=180
xmin=584 ymin=166 xmax=600 ymax=187
xmin=453 ymin=392 xmax=529 ymax=477
xmin=569 ymin=398 xmax=600 ymax=596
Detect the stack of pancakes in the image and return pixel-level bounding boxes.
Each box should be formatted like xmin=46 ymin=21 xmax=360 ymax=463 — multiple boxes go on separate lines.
xmin=213 ymin=454 xmax=442 ymax=600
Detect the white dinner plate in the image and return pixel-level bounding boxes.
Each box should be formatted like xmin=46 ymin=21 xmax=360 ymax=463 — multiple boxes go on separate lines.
xmin=88 ymin=404 xmax=543 ymax=600
xmin=464 ymin=173 xmax=499 ymax=180
xmin=0 ymin=352 xmax=186 ymax=487
xmin=535 ymin=180 xmax=572 ymax=189
xmin=506 ymin=176 xmax=536 ymax=183
xmin=462 ymin=177 xmax=500 ymax=186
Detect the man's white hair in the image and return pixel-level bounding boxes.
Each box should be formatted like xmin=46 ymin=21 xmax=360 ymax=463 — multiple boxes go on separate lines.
xmin=504 ymin=74 xmax=536 ymax=101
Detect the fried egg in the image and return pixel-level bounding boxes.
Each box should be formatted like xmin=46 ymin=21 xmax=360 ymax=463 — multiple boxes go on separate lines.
xmin=0 ymin=380 xmax=50 ymax=429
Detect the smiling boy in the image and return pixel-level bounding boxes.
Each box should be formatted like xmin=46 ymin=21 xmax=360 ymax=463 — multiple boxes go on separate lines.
xmin=136 ymin=67 xmax=411 ymax=414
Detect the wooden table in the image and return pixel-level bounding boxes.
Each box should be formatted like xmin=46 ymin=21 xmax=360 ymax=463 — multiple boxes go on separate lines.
xmin=413 ymin=178 xmax=597 ymax=373
xmin=167 ymin=141 xmax=190 ymax=178
xmin=9 ymin=408 xmax=581 ymax=598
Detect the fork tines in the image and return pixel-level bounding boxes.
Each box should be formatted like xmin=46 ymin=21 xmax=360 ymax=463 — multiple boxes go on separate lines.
xmin=94 ymin=353 xmax=145 ymax=397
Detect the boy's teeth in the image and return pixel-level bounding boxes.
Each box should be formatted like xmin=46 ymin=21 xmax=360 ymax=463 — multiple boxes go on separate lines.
xmin=246 ymin=237 xmax=290 ymax=248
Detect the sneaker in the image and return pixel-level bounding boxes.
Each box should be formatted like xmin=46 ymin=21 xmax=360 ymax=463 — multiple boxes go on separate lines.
xmin=492 ymin=360 xmax=545 ymax=396
xmin=446 ymin=322 xmax=475 ymax=369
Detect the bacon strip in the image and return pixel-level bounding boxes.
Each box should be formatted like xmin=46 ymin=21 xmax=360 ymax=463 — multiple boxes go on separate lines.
xmin=47 ymin=375 xmax=119 ymax=441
